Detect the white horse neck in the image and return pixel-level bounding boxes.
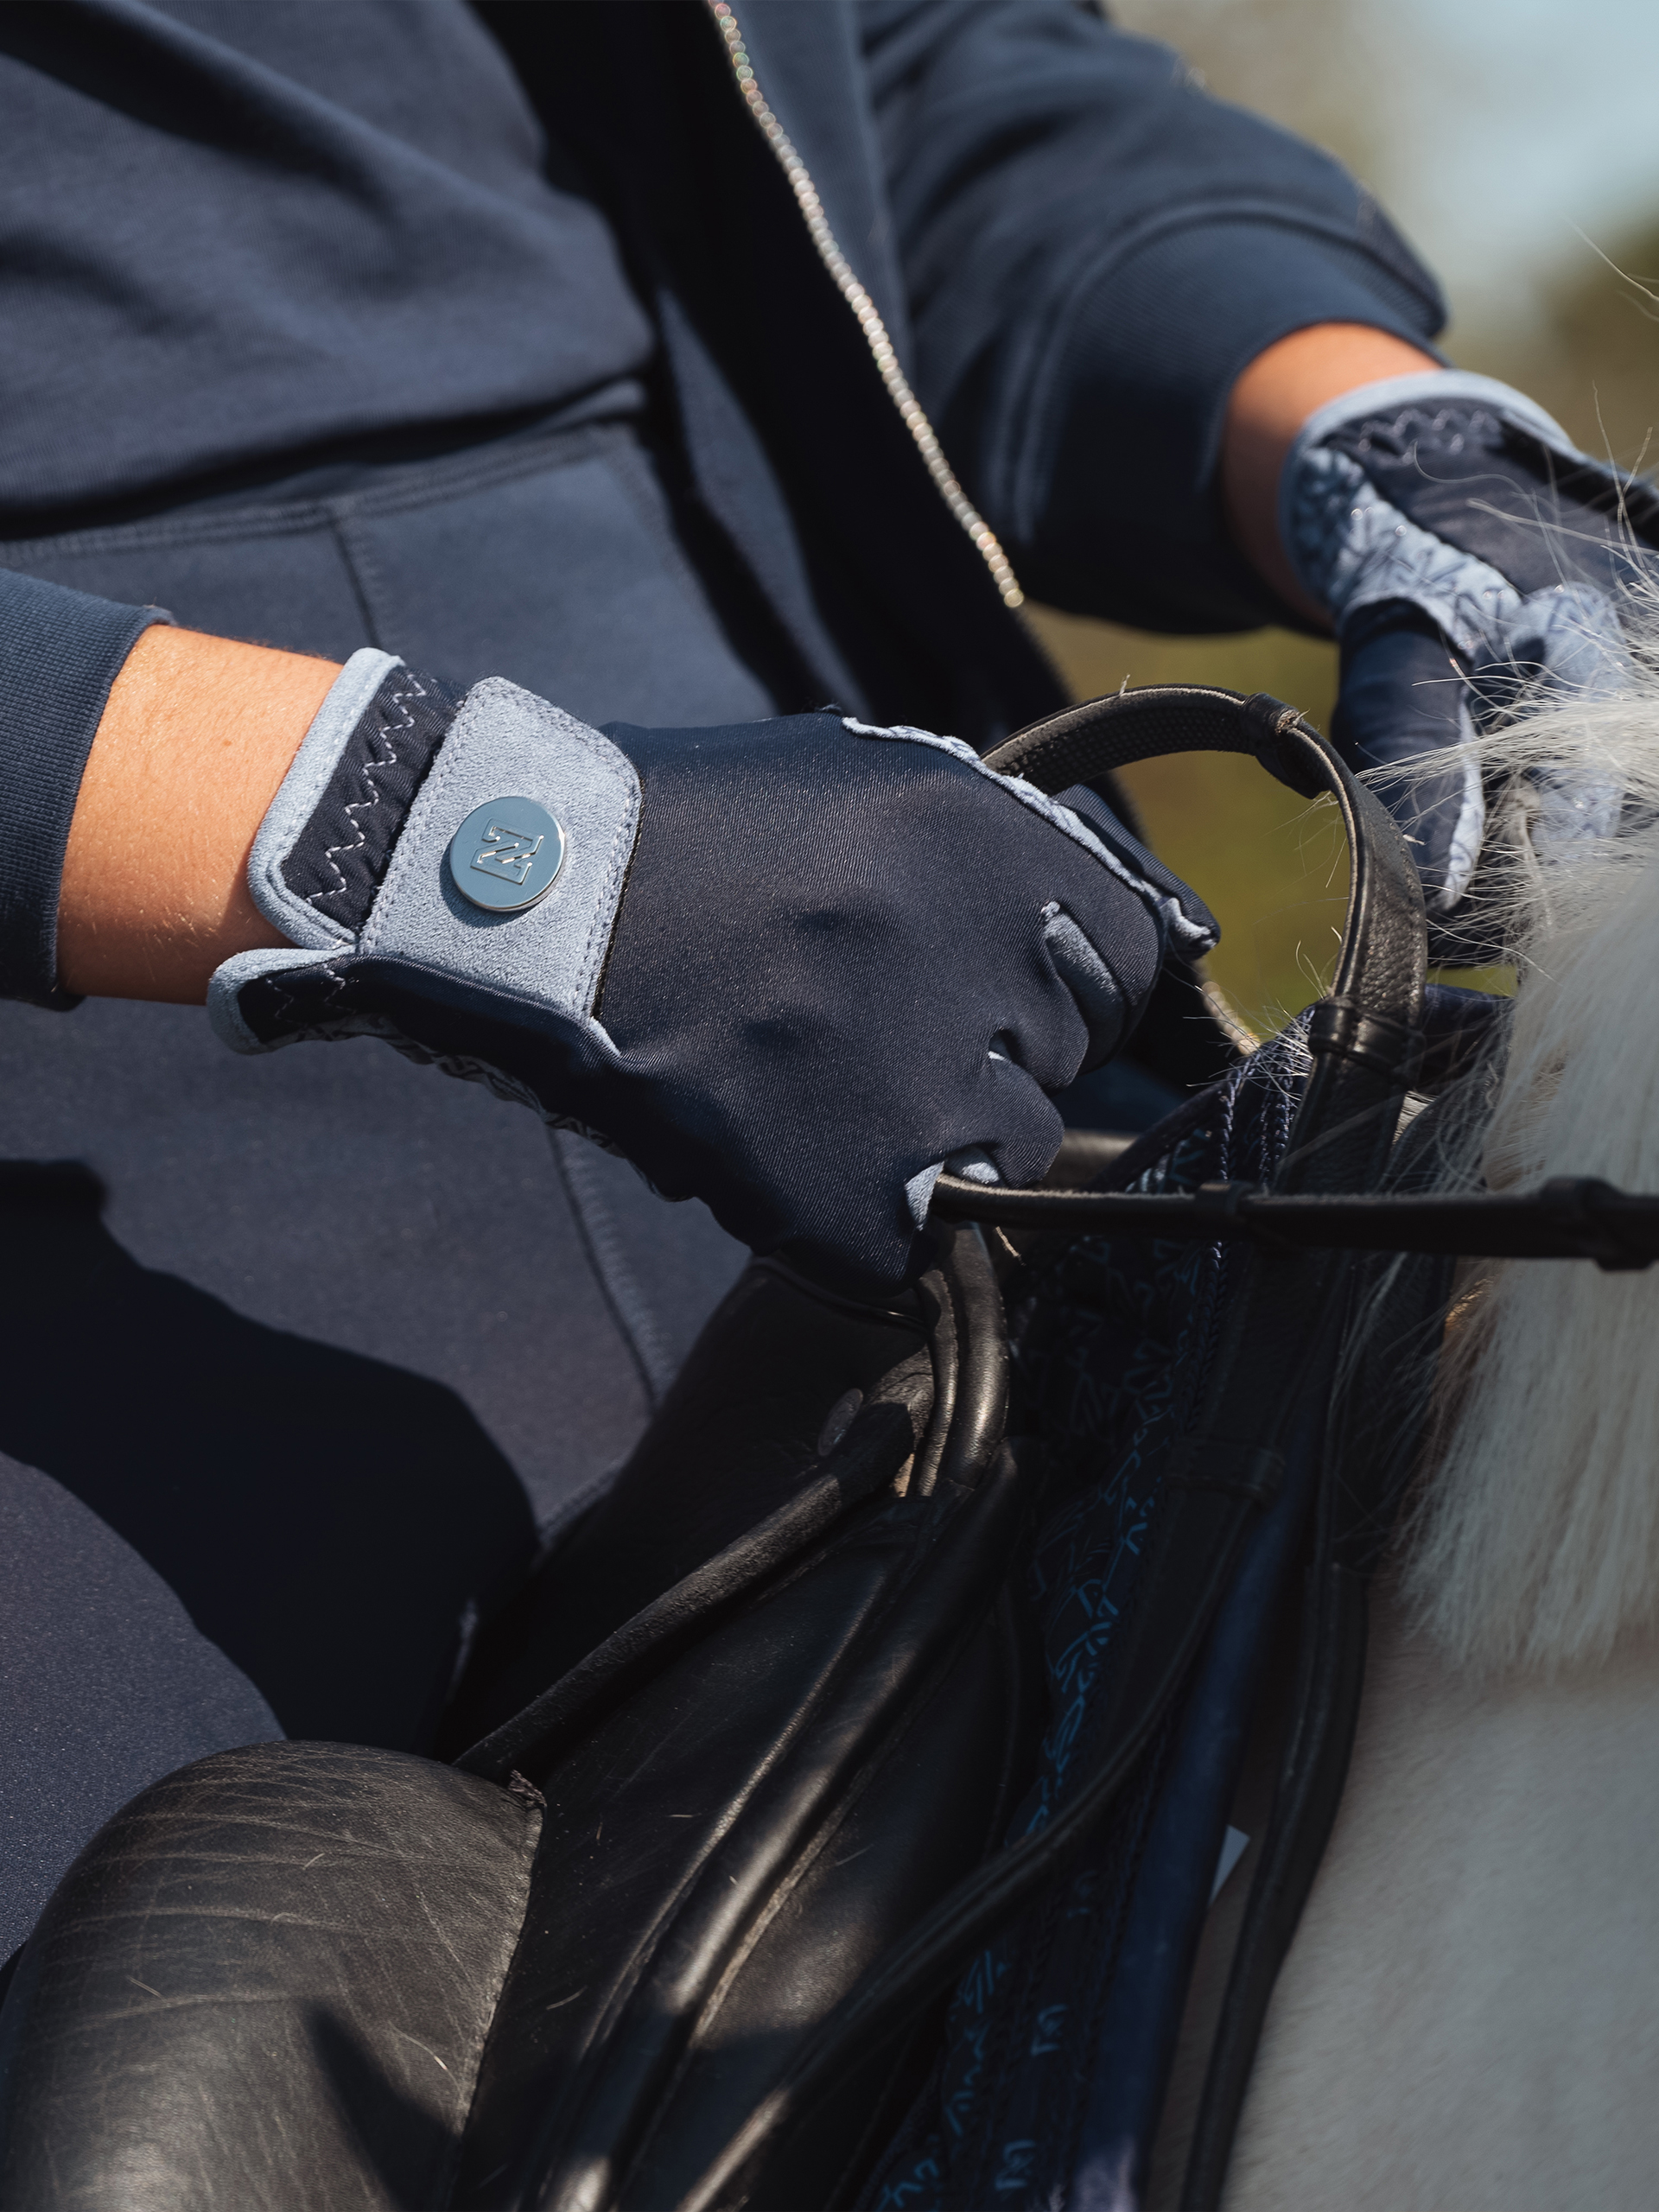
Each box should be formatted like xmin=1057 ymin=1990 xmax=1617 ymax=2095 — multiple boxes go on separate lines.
xmin=1165 ymin=1573 xmax=1659 ymax=2211
xmin=1401 ymin=685 xmax=1659 ymax=1677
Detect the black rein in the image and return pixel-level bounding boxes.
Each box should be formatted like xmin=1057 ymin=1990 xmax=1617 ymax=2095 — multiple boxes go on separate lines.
xmin=931 ymin=1172 xmax=1659 ymax=1271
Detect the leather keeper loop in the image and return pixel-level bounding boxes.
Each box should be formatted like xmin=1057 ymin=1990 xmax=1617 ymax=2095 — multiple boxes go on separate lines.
xmin=1306 ymin=997 xmax=1426 ymax=1084
xmin=1238 ymin=692 xmax=1324 ymax=800
xmin=1165 ymin=1436 xmax=1286 ymax=1508
xmin=1539 ymin=1176 xmax=1652 ymax=1273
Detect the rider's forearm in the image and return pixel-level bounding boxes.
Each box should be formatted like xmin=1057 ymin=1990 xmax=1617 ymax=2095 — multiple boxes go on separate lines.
xmin=51 ymin=322 xmax=1435 ymax=1010
xmin=1221 ymin=322 xmax=1440 ymax=626
xmin=57 ymin=625 xmax=340 ymax=1003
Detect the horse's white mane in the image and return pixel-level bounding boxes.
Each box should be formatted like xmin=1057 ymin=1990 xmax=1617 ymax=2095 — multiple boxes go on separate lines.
xmin=1392 ymin=588 xmax=1659 ymax=1675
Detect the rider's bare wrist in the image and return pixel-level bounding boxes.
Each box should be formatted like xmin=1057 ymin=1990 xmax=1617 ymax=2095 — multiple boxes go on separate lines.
xmin=56 ymin=625 xmax=341 ymax=1005
xmin=1221 ymin=322 xmax=1440 ymax=625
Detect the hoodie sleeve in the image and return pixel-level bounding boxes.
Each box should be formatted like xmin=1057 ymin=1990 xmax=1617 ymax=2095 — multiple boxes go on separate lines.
xmin=0 ymin=568 xmax=167 ymax=1005
xmin=860 ymin=0 xmax=1446 ymax=632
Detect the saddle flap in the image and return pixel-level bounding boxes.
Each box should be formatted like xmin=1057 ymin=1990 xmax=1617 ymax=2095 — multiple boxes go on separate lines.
xmin=0 ymin=1741 xmax=541 ymax=2212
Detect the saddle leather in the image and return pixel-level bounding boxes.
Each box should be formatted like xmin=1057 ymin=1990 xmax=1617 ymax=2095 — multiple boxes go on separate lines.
xmin=0 ymin=1234 xmax=1034 ymax=2211
xmin=0 ymin=1743 xmax=542 ymax=2211
xmin=0 ymin=685 xmax=1437 ymax=2212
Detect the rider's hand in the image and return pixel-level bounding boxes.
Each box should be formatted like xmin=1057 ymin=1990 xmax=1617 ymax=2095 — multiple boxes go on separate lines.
xmin=208 ymin=654 xmax=1216 ymax=1293
xmin=1281 ymin=371 xmax=1656 ymax=958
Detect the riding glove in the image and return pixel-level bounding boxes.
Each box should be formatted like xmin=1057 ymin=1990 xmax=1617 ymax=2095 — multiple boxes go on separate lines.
xmin=209 ymin=652 xmax=1215 ymax=1293
xmin=1284 ymin=370 xmax=1659 ymax=957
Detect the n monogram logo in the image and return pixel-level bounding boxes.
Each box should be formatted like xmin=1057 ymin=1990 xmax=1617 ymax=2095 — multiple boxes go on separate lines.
xmin=470 ymin=820 xmax=545 ymax=887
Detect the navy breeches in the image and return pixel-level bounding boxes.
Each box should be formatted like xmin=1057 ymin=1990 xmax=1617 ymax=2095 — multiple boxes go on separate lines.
xmin=0 ymin=416 xmax=770 ymax=1961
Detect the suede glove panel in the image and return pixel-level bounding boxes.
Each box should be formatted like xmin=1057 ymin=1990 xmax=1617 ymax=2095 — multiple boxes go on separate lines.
xmin=1284 ymin=370 xmax=1659 ymax=960
xmin=210 ymin=654 xmax=1215 ymax=1295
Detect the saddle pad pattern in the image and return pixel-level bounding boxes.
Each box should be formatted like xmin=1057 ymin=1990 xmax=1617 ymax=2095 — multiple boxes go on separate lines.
xmin=865 ymin=1036 xmax=1305 ymax=2210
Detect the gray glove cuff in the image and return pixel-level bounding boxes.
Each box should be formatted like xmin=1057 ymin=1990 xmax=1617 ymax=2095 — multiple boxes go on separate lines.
xmin=1280 ymin=370 xmax=1583 ymax=626
xmin=207 ymin=647 xmax=640 ymax=1054
xmin=1281 ymin=372 xmax=1629 ymax=912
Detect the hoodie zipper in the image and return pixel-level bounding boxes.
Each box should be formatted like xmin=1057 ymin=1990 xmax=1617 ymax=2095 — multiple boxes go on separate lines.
xmin=706 ymin=0 xmax=1025 ymax=611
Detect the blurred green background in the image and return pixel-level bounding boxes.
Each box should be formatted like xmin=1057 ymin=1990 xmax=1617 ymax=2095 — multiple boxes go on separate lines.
xmin=1038 ymin=0 xmax=1659 ymax=1035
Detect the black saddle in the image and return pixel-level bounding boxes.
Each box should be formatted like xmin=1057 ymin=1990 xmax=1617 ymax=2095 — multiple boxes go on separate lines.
xmin=0 ymin=686 xmax=1467 ymax=2210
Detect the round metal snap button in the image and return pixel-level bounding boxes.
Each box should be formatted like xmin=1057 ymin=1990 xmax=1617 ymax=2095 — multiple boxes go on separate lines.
xmin=447 ymin=797 xmax=565 ymax=914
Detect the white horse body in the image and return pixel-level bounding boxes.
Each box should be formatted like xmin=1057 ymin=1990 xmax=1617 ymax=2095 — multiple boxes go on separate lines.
xmin=1224 ymin=1580 xmax=1659 ymax=2210
xmin=1161 ymin=653 xmax=1659 ymax=2209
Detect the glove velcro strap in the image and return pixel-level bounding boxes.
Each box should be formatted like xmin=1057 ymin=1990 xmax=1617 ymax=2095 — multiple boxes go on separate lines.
xmin=211 ymin=672 xmax=642 ymax=1058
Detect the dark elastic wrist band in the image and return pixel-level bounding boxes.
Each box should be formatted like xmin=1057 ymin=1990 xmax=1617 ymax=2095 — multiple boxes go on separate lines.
xmin=280 ymin=665 xmax=461 ymax=936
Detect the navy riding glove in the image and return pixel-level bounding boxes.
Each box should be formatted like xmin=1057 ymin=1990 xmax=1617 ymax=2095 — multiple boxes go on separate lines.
xmin=1283 ymin=370 xmax=1659 ymax=958
xmin=209 ymin=652 xmax=1215 ymax=1294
